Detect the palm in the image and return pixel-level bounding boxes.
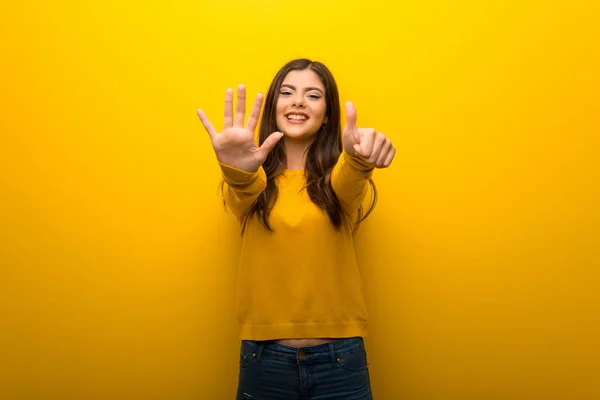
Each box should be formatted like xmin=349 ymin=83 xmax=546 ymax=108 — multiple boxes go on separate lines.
xmin=197 ymin=85 xmax=283 ymax=172
xmin=212 ymin=126 xmax=259 ymax=167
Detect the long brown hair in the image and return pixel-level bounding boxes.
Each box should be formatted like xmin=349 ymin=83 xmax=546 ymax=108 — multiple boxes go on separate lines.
xmin=232 ymin=58 xmax=377 ymax=234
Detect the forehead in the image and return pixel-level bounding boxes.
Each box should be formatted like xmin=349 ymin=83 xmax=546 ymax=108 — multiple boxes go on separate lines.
xmin=281 ymin=69 xmax=325 ymax=91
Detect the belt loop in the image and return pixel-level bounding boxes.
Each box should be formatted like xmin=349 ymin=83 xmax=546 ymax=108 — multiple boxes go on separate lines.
xmin=329 ymin=342 xmax=336 ymax=364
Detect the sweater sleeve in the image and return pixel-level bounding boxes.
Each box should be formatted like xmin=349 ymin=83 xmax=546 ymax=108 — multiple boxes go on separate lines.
xmin=331 ymin=151 xmax=375 ymax=216
xmin=218 ymin=162 xmax=267 ymax=221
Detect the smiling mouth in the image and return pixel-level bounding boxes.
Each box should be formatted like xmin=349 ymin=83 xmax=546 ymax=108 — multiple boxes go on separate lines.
xmin=286 ymin=113 xmax=309 ymax=121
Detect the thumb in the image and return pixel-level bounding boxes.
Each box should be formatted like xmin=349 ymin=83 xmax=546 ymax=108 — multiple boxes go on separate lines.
xmin=345 ymin=101 xmax=357 ymax=132
xmin=257 ymin=131 xmax=284 ymax=159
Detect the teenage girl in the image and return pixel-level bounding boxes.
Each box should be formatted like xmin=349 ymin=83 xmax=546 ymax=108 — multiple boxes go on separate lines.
xmin=197 ymin=58 xmax=395 ymax=399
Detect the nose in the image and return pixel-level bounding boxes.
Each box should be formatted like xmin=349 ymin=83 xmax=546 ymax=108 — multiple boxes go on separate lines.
xmin=292 ymin=94 xmax=306 ymax=108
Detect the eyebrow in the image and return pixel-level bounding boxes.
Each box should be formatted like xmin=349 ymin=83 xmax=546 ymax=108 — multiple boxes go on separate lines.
xmin=280 ymin=84 xmax=324 ymax=94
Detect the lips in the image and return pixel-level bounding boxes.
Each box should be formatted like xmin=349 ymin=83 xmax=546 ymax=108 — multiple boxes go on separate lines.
xmin=285 ymin=112 xmax=309 ymax=121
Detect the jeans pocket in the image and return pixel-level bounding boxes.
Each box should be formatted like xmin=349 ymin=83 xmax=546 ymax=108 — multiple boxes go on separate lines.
xmin=239 ymin=342 xmax=257 ymax=370
xmin=336 ymin=347 xmax=368 ymax=372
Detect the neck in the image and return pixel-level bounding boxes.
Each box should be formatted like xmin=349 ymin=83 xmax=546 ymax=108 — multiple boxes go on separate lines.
xmin=283 ymin=137 xmax=313 ymax=170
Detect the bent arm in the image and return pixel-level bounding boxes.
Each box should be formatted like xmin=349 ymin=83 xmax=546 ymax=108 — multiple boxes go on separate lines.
xmin=219 ymin=162 xmax=267 ymax=221
xmin=331 ymin=151 xmax=375 ymax=216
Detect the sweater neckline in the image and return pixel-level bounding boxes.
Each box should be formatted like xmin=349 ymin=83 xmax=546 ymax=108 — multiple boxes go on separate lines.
xmin=281 ymin=169 xmax=305 ymax=177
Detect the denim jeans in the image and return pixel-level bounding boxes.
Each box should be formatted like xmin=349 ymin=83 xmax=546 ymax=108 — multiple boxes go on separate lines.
xmin=236 ymin=337 xmax=373 ymax=400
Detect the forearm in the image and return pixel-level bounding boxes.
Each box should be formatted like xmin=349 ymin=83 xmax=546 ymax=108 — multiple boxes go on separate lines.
xmin=219 ymin=161 xmax=267 ymax=220
xmin=331 ymin=151 xmax=374 ymax=214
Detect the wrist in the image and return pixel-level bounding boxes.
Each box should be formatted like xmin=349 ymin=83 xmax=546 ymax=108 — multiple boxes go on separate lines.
xmin=342 ymin=150 xmax=375 ymax=171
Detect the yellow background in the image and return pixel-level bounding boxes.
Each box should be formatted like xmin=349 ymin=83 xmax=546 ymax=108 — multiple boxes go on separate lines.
xmin=1 ymin=0 xmax=599 ymax=398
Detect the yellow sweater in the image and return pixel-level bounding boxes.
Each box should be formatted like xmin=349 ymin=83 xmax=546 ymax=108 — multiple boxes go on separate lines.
xmin=219 ymin=151 xmax=375 ymax=341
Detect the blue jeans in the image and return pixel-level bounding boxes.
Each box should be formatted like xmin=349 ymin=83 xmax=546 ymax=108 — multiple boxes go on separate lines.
xmin=236 ymin=337 xmax=373 ymax=400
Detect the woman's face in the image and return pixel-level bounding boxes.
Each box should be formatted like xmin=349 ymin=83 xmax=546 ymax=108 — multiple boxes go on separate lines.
xmin=276 ymin=69 xmax=327 ymax=141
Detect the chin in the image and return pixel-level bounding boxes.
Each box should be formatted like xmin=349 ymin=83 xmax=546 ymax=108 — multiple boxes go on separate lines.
xmin=283 ymin=130 xmax=318 ymax=141
xmin=283 ymin=125 xmax=319 ymax=136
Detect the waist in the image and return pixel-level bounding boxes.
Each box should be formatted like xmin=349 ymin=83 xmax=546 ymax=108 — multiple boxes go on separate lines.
xmin=274 ymin=338 xmax=339 ymax=347
xmin=242 ymin=336 xmax=365 ymax=364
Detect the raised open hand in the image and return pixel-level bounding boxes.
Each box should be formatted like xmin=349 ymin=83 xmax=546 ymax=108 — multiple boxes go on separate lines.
xmin=197 ymin=84 xmax=284 ymax=173
xmin=342 ymin=101 xmax=396 ymax=168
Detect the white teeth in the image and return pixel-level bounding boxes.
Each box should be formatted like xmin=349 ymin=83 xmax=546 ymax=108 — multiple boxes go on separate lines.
xmin=287 ymin=114 xmax=307 ymax=120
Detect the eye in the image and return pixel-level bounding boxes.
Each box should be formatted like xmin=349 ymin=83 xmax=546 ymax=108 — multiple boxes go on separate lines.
xmin=280 ymin=91 xmax=292 ymax=96
xmin=308 ymin=94 xmax=321 ymax=100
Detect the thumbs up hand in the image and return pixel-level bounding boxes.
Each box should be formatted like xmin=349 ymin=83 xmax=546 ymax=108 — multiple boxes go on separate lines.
xmin=342 ymin=101 xmax=396 ymax=169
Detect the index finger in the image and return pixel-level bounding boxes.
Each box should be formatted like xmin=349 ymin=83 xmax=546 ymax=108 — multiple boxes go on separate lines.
xmin=246 ymin=92 xmax=264 ymax=132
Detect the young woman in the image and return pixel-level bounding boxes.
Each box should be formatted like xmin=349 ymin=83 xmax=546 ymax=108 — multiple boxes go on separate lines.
xmin=197 ymin=59 xmax=395 ymax=399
